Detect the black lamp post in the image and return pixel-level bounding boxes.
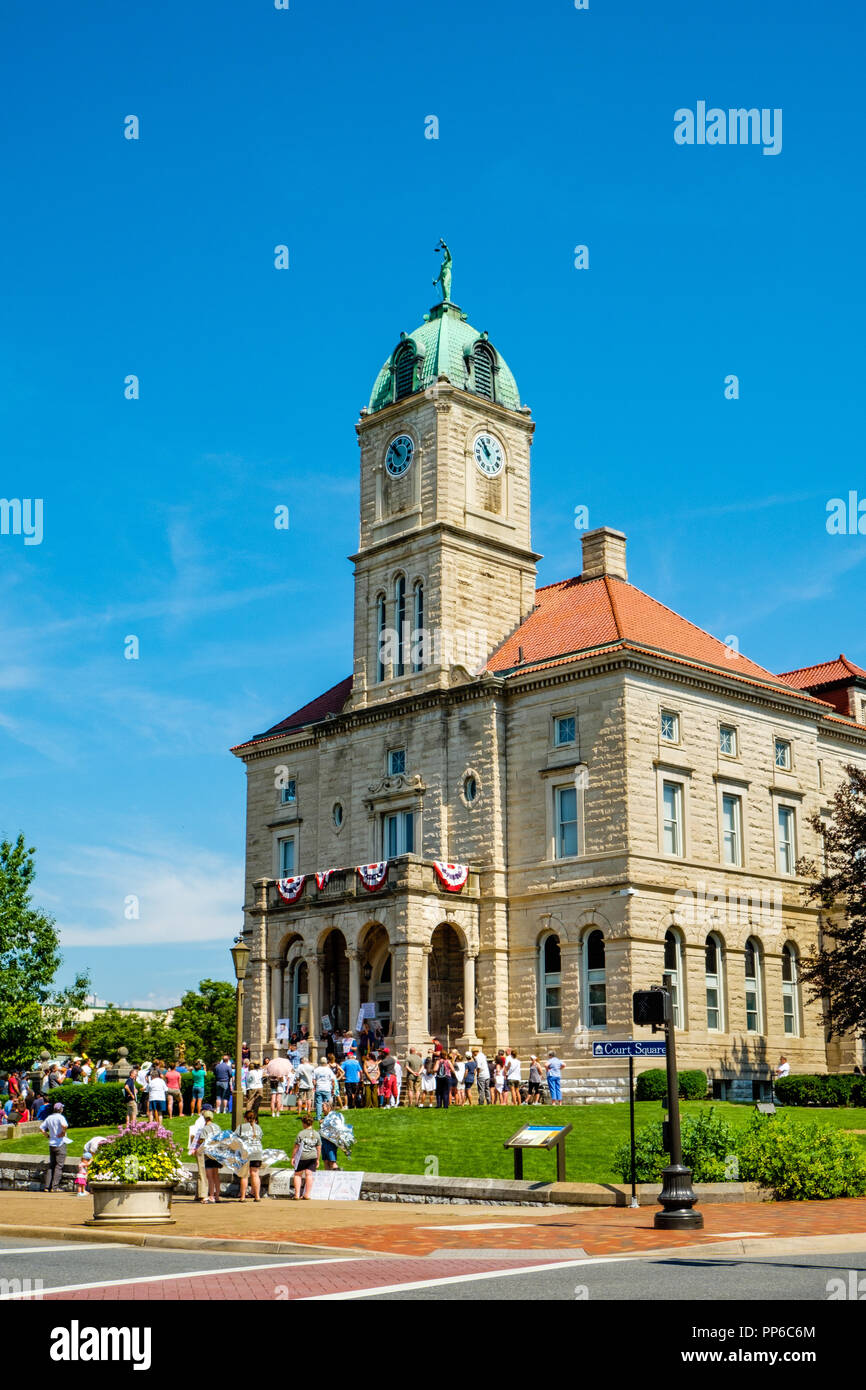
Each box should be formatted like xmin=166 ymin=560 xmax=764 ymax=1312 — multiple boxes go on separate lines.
xmin=230 ymin=936 xmax=251 ymax=1132
xmin=633 ymin=982 xmax=703 ymax=1230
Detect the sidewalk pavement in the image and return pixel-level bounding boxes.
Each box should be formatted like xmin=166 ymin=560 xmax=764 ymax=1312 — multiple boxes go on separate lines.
xmin=2 ymin=1189 xmax=865 ymax=1259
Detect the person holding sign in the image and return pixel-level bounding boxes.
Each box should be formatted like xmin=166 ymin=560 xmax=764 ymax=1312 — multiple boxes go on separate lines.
xmin=292 ymin=1114 xmax=321 ymax=1199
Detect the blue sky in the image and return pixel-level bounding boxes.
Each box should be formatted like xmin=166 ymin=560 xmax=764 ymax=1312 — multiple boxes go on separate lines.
xmin=2 ymin=0 xmax=864 ymax=1007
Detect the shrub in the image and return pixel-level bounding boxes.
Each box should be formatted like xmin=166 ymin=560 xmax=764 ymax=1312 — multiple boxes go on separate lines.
xmin=634 ymin=1068 xmax=708 ymax=1101
xmin=55 ymin=1081 xmax=127 ymax=1128
xmin=635 ymin=1070 xmax=667 ymax=1101
xmin=678 ymin=1070 xmax=709 ymax=1100
xmin=774 ymin=1073 xmax=866 ymax=1108
xmin=612 ymin=1108 xmax=738 ymax=1183
xmin=738 ymin=1112 xmax=866 ymax=1200
xmin=87 ymin=1120 xmax=186 ymax=1186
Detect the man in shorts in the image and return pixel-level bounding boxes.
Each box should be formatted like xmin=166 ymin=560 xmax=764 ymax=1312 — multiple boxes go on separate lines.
xmin=545 ymin=1051 xmax=563 ymax=1105
xmin=123 ymin=1066 xmax=140 ymax=1124
xmin=404 ymin=1046 xmax=423 ymax=1107
xmin=213 ymin=1055 xmax=233 ymax=1113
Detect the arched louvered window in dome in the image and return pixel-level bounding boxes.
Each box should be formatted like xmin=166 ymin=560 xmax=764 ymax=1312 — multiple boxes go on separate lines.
xmin=473 ymin=343 xmax=495 ymax=401
xmin=394 ymin=345 xmax=415 ymax=400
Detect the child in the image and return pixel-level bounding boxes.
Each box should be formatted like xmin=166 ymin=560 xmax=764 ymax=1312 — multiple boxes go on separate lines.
xmin=75 ymin=1158 xmax=89 ymax=1196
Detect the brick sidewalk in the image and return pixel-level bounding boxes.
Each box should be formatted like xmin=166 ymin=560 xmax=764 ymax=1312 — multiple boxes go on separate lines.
xmin=3 ymin=1189 xmax=865 ymax=1258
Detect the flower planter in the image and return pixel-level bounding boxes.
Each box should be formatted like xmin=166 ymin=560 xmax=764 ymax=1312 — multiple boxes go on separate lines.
xmin=87 ymin=1180 xmax=177 ymax=1225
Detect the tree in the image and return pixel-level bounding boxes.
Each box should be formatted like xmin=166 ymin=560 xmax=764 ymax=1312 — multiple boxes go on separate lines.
xmin=171 ymin=979 xmax=237 ymax=1065
xmin=73 ymin=1007 xmax=180 ymax=1065
xmin=0 ymin=834 xmax=89 ymax=1067
xmin=798 ymin=763 xmax=866 ymax=1041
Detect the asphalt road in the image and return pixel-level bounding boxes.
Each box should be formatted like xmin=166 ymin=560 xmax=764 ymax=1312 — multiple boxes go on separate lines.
xmin=2 ymin=1237 xmax=865 ymax=1303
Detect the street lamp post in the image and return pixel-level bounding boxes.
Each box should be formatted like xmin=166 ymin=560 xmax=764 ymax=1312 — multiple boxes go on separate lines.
xmin=655 ymin=977 xmax=702 ymax=1231
xmin=230 ymin=936 xmax=251 ymax=1133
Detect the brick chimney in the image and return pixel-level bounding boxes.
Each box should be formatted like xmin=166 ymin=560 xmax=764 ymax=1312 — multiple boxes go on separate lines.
xmin=581 ymin=526 xmax=627 ymax=581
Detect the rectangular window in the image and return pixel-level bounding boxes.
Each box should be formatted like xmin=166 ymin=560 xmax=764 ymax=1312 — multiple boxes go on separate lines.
xmin=279 ymin=837 xmax=296 ymax=877
xmin=588 ymin=981 xmax=607 ymax=1028
xmin=774 ymin=738 xmax=792 ymax=770
xmin=706 ymin=985 xmax=720 ymax=1032
xmin=280 ymin=778 xmax=297 ymax=805
xmin=555 ymin=785 xmax=579 ymax=858
xmin=662 ymin=781 xmax=683 ymax=856
xmin=383 ymin=810 xmax=415 ymax=857
xmin=722 ymin=793 xmax=742 ymax=866
xmin=777 ymin=805 xmax=796 ymax=875
xmin=387 ymin=748 xmax=406 ymax=776
xmin=660 ymin=710 xmax=680 ymax=743
xmin=783 ymin=991 xmax=796 ymax=1035
xmin=719 ymin=725 xmax=737 ymax=757
xmin=544 ymin=985 xmax=562 ymax=1032
xmin=554 ymin=715 xmax=576 ymax=746
xmin=745 ymin=985 xmax=759 ymax=1033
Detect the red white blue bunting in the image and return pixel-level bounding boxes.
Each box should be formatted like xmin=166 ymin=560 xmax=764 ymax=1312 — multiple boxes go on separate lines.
xmin=357 ymin=861 xmax=389 ymax=892
xmin=434 ymin=861 xmax=469 ymax=892
xmin=315 ymin=870 xmax=335 ymax=890
xmin=276 ymin=875 xmax=306 ymax=903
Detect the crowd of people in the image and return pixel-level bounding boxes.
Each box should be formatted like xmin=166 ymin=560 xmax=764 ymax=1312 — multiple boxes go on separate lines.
xmin=1 ymin=1026 xmax=567 ymax=1130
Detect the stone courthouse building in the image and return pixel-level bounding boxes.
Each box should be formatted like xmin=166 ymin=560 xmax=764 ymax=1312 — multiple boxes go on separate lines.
xmin=232 ymin=271 xmax=866 ymax=1096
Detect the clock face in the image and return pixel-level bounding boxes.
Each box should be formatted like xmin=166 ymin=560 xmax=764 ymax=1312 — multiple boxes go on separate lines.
xmin=474 ymin=433 xmax=504 ymax=477
xmin=385 ymin=434 xmax=415 ymax=478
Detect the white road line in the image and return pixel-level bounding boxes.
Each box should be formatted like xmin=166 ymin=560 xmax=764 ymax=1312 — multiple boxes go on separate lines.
xmin=0 ymin=1255 xmax=360 ymax=1300
xmin=418 ymin=1223 xmax=533 ymax=1232
xmin=303 ymin=1255 xmax=640 ymax=1299
xmin=0 ymin=1245 xmax=121 ymax=1256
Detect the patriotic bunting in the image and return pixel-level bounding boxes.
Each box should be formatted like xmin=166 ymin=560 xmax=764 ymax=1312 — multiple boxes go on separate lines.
xmin=434 ymin=861 xmax=469 ymax=892
xmin=357 ymin=861 xmax=389 ymax=892
xmin=315 ymin=870 xmax=335 ymax=890
xmin=276 ymin=875 xmax=306 ymax=903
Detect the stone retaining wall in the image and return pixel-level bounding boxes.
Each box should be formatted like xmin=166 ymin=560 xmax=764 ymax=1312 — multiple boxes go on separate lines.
xmin=0 ymin=1151 xmax=770 ymax=1205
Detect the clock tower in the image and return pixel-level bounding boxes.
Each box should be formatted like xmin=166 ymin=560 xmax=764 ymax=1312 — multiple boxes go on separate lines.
xmin=349 ymin=266 xmax=540 ymax=709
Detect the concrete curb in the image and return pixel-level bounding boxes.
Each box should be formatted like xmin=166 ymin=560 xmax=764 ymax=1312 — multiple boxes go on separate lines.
xmin=632 ymin=1232 xmax=866 ymax=1261
xmin=0 ymin=1223 xmax=370 ymax=1258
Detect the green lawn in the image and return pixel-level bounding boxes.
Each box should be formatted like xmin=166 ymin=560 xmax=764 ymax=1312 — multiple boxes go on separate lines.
xmin=6 ymin=1102 xmax=866 ymax=1185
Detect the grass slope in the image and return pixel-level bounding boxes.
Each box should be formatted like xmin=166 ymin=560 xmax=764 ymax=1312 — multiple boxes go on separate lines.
xmin=4 ymin=1102 xmax=866 ymax=1185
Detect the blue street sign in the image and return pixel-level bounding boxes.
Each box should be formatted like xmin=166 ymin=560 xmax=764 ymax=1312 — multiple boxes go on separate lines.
xmin=592 ymin=1039 xmax=667 ymax=1058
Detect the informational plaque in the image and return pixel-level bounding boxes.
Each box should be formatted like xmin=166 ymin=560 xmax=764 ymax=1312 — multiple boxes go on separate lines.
xmin=504 ymin=1122 xmax=573 ymax=1181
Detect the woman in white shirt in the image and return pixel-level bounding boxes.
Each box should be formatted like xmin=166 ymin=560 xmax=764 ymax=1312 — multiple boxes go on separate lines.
xmin=506 ymin=1052 xmax=522 ymax=1106
xmin=455 ymin=1055 xmax=466 ymax=1106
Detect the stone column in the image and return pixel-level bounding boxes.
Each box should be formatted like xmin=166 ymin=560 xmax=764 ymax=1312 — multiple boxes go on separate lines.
xmin=305 ymin=953 xmax=322 ymax=1055
xmin=347 ymin=948 xmax=361 ymax=1034
xmin=391 ymin=943 xmax=430 ymax=1052
xmin=268 ymin=961 xmax=283 ymax=1054
xmin=458 ymin=951 xmax=481 ymax=1048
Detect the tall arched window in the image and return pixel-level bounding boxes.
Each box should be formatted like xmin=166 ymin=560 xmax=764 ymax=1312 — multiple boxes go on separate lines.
xmin=782 ymin=944 xmax=800 ymax=1036
xmin=412 ymin=581 xmax=425 ymax=672
xmin=394 ymin=575 xmax=406 ymax=676
xmin=473 ymin=343 xmax=495 ymax=400
xmin=394 ymin=345 xmax=414 ymax=400
xmin=538 ymin=933 xmax=562 ymax=1031
xmin=744 ymin=937 xmax=763 ymax=1033
xmin=664 ymin=929 xmax=684 ymax=1028
xmin=376 ymin=592 xmax=387 ymax=683
xmin=584 ymin=930 xmax=607 ymax=1028
xmin=705 ymin=933 xmax=724 ymax=1031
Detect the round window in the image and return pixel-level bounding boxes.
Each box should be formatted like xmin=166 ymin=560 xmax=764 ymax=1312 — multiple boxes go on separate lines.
xmin=464 ymin=776 xmax=478 ymax=803
xmin=333 ymin=803 xmax=344 ymax=828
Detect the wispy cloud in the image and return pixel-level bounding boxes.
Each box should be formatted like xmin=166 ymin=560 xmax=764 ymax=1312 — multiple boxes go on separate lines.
xmin=56 ymin=840 xmax=244 ymax=948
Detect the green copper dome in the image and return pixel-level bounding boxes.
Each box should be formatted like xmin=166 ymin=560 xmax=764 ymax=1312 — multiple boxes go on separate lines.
xmin=367 ymin=300 xmax=521 ymax=414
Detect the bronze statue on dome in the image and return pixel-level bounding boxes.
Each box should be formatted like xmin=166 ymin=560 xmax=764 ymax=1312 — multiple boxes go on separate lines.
xmin=432 ymin=238 xmax=452 ymax=302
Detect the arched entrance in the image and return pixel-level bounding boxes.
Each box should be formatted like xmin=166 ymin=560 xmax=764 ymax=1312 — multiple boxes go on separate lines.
xmin=322 ymin=929 xmax=350 ymax=1032
xmin=360 ymin=924 xmax=392 ymax=1037
xmin=428 ymin=923 xmax=464 ymax=1042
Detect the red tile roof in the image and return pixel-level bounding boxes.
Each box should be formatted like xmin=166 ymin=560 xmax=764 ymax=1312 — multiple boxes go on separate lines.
xmin=486 ymin=574 xmax=788 ymax=688
xmin=777 ymin=654 xmax=866 ymax=689
xmin=232 ymin=675 xmax=353 ymax=749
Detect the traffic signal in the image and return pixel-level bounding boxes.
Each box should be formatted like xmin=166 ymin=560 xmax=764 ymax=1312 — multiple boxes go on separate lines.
xmin=633 ymin=988 xmax=670 ymax=1026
